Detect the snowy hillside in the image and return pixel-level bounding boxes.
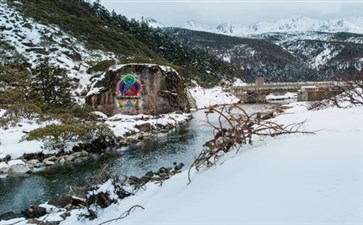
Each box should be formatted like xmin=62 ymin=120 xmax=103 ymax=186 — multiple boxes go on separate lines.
xmin=166 ymin=25 xmax=363 ymax=82
xmin=0 ymin=2 xmax=115 ymax=97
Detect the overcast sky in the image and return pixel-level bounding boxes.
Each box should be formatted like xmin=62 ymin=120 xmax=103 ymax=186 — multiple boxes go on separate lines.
xmin=99 ymin=0 xmax=363 ymax=27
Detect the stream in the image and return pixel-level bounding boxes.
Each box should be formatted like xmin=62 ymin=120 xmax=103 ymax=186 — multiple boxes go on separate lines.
xmin=0 ymin=104 xmax=276 ymax=214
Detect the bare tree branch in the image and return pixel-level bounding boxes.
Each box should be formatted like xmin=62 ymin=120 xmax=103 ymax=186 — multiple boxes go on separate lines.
xmin=188 ymin=104 xmax=314 ymax=183
xmin=98 ymin=205 xmax=145 ymax=225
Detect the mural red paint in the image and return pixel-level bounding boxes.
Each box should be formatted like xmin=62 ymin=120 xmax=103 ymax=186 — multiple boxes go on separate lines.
xmin=115 ymin=74 xmax=142 ymax=113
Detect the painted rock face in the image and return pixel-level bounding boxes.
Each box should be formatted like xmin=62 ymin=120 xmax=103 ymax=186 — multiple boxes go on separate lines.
xmin=116 ymin=74 xmax=142 ymax=111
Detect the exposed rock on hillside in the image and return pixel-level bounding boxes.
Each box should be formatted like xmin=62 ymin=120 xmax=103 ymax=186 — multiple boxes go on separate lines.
xmin=86 ymin=64 xmax=190 ymax=115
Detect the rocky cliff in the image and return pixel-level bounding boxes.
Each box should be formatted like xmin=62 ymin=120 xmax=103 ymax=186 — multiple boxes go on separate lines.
xmin=86 ymin=64 xmax=190 ymax=116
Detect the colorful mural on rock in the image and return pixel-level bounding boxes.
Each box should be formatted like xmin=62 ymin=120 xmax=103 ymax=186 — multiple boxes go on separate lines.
xmin=115 ymin=74 xmax=142 ymax=113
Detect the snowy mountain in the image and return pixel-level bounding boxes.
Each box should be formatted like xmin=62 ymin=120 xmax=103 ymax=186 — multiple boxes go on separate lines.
xmin=216 ymin=22 xmax=236 ymax=35
xmin=180 ymin=16 xmax=363 ymax=36
xmin=165 ymin=27 xmax=363 ymax=82
xmin=182 ymin=20 xmax=213 ymax=32
xmin=246 ymin=16 xmax=363 ymax=35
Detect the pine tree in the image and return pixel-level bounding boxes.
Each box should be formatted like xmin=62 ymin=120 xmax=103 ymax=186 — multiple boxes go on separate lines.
xmin=30 ymin=58 xmax=76 ymax=108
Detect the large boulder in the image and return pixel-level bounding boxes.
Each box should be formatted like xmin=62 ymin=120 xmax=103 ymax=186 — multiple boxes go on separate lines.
xmin=86 ymin=64 xmax=190 ymax=116
xmin=3 ymin=164 xmax=31 ymax=175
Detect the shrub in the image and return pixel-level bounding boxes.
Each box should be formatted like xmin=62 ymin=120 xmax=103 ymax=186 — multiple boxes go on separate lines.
xmin=0 ymin=64 xmax=31 ymax=106
xmin=70 ymin=105 xmax=99 ymax=122
xmin=4 ymin=102 xmax=42 ymax=120
xmin=30 ymin=58 xmax=76 ymax=108
xmin=87 ymin=60 xmax=116 ymax=73
xmin=26 ymin=122 xmax=115 ymax=150
xmin=0 ymin=116 xmax=19 ymax=128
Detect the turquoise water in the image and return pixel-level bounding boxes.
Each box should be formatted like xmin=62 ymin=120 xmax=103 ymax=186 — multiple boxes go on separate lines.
xmin=0 ymin=104 xmax=273 ymax=214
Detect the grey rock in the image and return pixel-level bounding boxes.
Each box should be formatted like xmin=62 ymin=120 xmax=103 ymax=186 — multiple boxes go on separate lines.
xmin=135 ymin=123 xmax=152 ymax=132
xmin=4 ymin=164 xmax=31 ymax=175
xmin=145 ymin=171 xmax=154 ymax=177
xmin=65 ymin=155 xmax=75 ymax=162
xmin=0 ymin=211 xmax=22 ymax=221
xmin=174 ymin=163 xmax=185 ymax=171
xmin=48 ymin=195 xmax=73 ymax=208
xmin=80 ymin=150 xmax=89 ymax=157
xmin=27 ymin=159 xmax=40 ymax=169
xmin=22 ymin=206 xmax=46 ymax=218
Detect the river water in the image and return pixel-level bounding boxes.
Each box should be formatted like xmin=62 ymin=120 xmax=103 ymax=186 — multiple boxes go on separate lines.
xmin=0 ymin=104 xmax=275 ymax=214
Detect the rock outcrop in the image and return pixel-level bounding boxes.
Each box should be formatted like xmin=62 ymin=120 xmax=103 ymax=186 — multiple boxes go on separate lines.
xmin=86 ymin=64 xmax=190 ymax=116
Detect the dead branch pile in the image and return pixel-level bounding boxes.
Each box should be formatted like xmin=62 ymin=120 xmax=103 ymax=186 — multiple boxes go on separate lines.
xmin=189 ymin=104 xmax=313 ymax=183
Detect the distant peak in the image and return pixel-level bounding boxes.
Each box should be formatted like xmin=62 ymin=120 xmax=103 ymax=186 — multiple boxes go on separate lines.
xmin=182 ymin=20 xmax=212 ymax=32
xmin=216 ymin=22 xmax=236 ymax=34
xmin=178 ymin=16 xmax=363 ymax=37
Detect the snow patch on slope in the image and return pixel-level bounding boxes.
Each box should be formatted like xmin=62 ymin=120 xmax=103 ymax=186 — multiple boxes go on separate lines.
xmin=188 ymin=85 xmax=240 ymax=109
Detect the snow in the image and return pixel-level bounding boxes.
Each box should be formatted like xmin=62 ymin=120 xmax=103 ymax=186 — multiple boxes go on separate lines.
xmin=106 ymin=112 xmax=191 ymax=137
xmin=144 ymin=17 xmax=164 ymax=28
xmin=266 ymin=92 xmax=297 ymax=101
xmin=11 ymin=101 xmax=359 ymax=225
xmin=232 ymin=78 xmax=247 ymax=87
xmin=188 ymin=86 xmax=240 ymax=109
xmin=0 ymin=118 xmax=58 ymax=160
xmin=0 ymin=2 xmax=115 ymax=99
xmin=88 ymin=179 xmax=119 ymax=202
xmin=0 ymin=159 xmax=25 ymax=171
xmin=1 ymin=100 xmax=363 ymax=225
xmin=107 ymin=63 xmax=177 ymax=73
xmin=182 ymin=20 xmax=214 ymax=33
xmin=183 ymin=15 xmax=363 ymax=36
xmin=311 ymin=45 xmax=340 ymax=69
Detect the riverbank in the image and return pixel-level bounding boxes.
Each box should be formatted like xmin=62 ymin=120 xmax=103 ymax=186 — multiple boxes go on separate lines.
xmin=0 ymin=103 xmax=281 ymax=218
xmin=2 ymin=100 xmax=361 ymax=225
xmin=0 ymin=100 xmax=363 ymax=224
xmin=0 ymin=111 xmax=192 ymax=176
xmin=0 ymin=82 xmax=245 ymax=176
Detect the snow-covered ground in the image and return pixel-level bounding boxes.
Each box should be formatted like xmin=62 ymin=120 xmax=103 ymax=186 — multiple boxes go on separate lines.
xmin=0 ymin=118 xmax=59 ymax=160
xmin=266 ymin=92 xmax=297 ymax=101
xmin=188 ymin=86 xmax=240 ymax=109
xmin=106 ymin=112 xmax=191 ymax=137
xmin=3 ymin=99 xmax=362 ymax=225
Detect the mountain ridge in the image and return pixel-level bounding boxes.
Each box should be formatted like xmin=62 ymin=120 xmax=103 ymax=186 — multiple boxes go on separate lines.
xmin=152 ymin=16 xmax=363 ymax=36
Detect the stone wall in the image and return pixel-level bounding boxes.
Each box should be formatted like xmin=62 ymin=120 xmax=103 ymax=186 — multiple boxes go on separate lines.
xmin=297 ymin=86 xmax=341 ymax=101
xmin=86 ymin=64 xmax=190 ymax=116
